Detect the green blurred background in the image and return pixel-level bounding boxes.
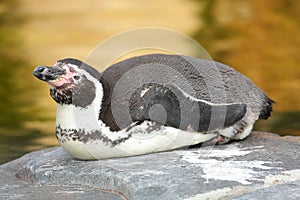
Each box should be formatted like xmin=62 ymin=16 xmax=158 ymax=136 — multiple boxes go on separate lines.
xmin=0 ymin=0 xmax=299 ymax=164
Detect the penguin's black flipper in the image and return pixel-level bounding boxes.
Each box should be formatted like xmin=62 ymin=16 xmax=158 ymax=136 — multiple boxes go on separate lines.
xmin=129 ymin=83 xmax=247 ymax=133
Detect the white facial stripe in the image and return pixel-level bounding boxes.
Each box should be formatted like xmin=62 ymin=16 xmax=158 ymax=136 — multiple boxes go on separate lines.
xmin=65 ymin=63 xmax=79 ymax=71
xmin=81 ymin=69 xmax=103 ymax=110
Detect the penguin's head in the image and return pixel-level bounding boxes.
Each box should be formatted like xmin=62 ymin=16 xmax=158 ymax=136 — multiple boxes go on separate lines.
xmin=33 ymin=58 xmax=101 ymax=108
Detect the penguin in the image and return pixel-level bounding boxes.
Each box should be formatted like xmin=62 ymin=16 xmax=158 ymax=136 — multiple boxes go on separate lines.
xmin=33 ymin=54 xmax=273 ymax=160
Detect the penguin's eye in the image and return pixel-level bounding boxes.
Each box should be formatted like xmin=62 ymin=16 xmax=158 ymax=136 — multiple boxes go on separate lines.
xmin=73 ymin=75 xmax=80 ymax=80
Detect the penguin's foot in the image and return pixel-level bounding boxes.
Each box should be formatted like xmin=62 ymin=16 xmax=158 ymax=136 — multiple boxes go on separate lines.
xmin=216 ymin=135 xmax=231 ymax=144
xmin=201 ymin=134 xmax=231 ymax=146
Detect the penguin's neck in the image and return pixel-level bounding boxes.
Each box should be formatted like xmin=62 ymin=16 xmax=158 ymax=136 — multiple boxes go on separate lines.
xmin=55 ymin=80 xmax=105 ymax=132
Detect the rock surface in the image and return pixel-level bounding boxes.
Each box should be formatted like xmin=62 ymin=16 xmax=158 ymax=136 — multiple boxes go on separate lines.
xmin=0 ymin=132 xmax=299 ymax=200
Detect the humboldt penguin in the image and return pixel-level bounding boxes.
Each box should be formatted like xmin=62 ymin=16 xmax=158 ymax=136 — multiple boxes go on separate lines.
xmin=33 ymin=54 xmax=273 ymax=160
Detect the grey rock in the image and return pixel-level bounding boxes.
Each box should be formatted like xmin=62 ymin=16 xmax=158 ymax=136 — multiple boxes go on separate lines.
xmin=232 ymin=180 xmax=300 ymax=200
xmin=0 ymin=132 xmax=299 ymax=200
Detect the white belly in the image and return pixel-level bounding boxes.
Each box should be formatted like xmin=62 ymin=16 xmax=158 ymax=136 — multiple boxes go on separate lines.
xmin=55 ymin=102 xmax=218 ymax=160
xmin=57 ymin=122 xmax=218 ymax=160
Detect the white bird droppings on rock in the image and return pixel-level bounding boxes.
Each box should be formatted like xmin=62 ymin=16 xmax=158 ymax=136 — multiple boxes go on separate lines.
xmin=178 ymin=144 xmax=279 ymax=184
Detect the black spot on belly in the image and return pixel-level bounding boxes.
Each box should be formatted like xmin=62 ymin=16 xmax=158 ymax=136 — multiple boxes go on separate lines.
xmin=56 ymin=125 xmax=132 ymax=146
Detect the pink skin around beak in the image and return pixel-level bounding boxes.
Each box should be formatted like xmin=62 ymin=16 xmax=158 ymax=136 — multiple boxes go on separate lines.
xmin=47 ymin=67 xmax=75 ymax=87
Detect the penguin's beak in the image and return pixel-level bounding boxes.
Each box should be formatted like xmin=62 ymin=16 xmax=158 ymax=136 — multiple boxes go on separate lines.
xmin=33 ymin=66 xmax=66 ymax=82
